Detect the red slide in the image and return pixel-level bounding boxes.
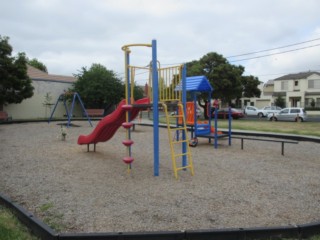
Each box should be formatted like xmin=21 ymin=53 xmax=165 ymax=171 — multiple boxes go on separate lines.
xmin=77 ymin=98 xmax=150 ymax=146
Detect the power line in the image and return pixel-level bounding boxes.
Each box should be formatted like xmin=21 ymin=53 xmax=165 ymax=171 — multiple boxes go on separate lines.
xmin=116 ymin=38 xmax=320 ymax=79
xmin=226 ymin=37 xmax=320 ymax=58
xmin=229 ymin=43 xmax=320 ymax=63
xmin=149 ymin=39 xmax=320 ymax=66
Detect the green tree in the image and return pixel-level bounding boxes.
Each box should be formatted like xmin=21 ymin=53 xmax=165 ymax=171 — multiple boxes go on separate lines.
xmin=71 ymin=63 xmax=124 ymax=109
xmin=0 ymin=36 xmax=34 ymax=106
xmin=274 ymin=95 xmax=286 ymax=108
xmin=133 ymin=85 xmax=144 ymax=100
xmin=28 ymin=58 xmax=48 ymax=73
xmin=43 ymin=92 xmax=53 ymax=117
xmin=187 ymin=52 xmax=261 ymax=107
xmin=241 ymin=75 xmax=261 ymax=98
xmin=310 ymin=98 xmax=315 ymax=108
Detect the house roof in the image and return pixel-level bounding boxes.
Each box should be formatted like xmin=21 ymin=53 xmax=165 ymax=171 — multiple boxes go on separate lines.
xmin=175 ymin=75 xmax=213 ymax=92
xmin=264 ymin=79 xmax=274 ymax=86
xmin=27 ymin=65 xmax=77 ymax=83
xmin=274 ymin=71 xmax=320 ymax=81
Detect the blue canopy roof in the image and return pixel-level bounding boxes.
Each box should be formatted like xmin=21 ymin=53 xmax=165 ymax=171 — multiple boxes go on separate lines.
xmin=175 ymin=75 xmax=213 ymax=92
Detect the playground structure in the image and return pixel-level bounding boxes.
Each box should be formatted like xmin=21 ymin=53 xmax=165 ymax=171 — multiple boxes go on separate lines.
xmin=76 ymin=40 xmax=231 ymax=178
xmin=175 ymin=75 xmax=232 ymax=148
xmin=48 ymin=92 xmax=93 ymax=127
xmin=120 ymin=41 xmax=194 ymax=178
xmin=77 ymin=40 xmax=195 ymax=178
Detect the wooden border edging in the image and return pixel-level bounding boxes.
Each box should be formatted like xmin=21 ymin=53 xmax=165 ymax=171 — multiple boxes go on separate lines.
xmin=59 ymin=231 xmax=185 ymax=240
xmin=185 ymin=228 xmax=243 ymax=240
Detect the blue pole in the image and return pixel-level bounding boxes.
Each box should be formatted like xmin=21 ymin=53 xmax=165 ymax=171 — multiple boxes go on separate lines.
xmin=208 ymin=94 xmax=212 ymax=128
xmin=192 ymin=92 xmax=197 ymax=139
xmin=214 ymin=102 xmax=218 ymax=149
xmin=126 ymin=50 xmax=132 ymax=169
xmin=228 ymin=106 xmax=232 ymax=145
xmin=152 ymin=40 xmax=159 ymax=176
xmin=182 ymin=64 xmax=187 ymax=168
xmin=76 ymin=93 xmax=93 ymax=127
xmin=126 ymin=52 xmax=131 ymax=105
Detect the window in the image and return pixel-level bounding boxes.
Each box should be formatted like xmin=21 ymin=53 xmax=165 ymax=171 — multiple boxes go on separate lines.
xmin=281 ymin=81 xmax=288 ymax=90
xmin=290 ymin=109 xmax=300 ymax=114
xmin=308 ymin=79 xmax=320 ymax=89
xmin=294 ymin=81 xmax=298 ymax=86
xmin=308 ymin=80 xmax=314 ymax=88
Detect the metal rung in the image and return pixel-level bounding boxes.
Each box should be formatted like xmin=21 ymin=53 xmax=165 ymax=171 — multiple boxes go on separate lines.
xmin=176 ymin=166 xmax=192 ymax=171
xmin=174 ymin=152 xmax=190 ymax=158
xmin=169 ymin=127 xmax=185 ymax=131
xmin=163 ymin=102 xmax=194 ymax=179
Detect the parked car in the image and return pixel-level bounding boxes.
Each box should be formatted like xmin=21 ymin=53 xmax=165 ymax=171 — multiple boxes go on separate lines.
xmin=261 ymin=106 xmax=282 ymax=115
xmin=244 ymin=106 xmax=281 ymax=117
xmin=215 ymin=108 xmax=244 ymax=120
xmin=243 ymin=106 xmax=266 ymax=117
xmin=267 ymin=108 xmax=307 ymax=122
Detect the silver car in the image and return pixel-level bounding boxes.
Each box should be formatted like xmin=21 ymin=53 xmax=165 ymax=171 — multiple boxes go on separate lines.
xmin=244 ymin=106 xmax=261 ymax=116
xmin=268 ymin=108 xmax=307 ymax=122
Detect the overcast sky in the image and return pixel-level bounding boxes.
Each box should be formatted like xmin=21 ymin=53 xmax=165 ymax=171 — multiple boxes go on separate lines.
xmin=1 ymin=0 xmax=320 ymax=85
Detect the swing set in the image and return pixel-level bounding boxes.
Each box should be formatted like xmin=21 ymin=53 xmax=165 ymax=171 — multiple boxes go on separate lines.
xmin=48 ymin=92 xmax=93 ymax=127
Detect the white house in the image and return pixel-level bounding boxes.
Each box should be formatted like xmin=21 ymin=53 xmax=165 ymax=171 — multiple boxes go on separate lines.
xmin=3 ymin=65 xmax=82 ymax=119
xmin=241 ymin=71 xmax=320 ymax=109
xmin=241 ymin=81 xmax=274 ymax=108
xmin=273 ymin=71 xmax=320 ymax=108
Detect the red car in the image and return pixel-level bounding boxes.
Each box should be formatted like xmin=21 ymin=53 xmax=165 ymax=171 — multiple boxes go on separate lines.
xmin=213 ymin=108 xmax=244 ymax=120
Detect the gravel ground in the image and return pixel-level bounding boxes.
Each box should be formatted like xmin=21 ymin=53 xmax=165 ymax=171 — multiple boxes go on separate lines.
xmin=0 ymin=121 xmax=320 ymax=233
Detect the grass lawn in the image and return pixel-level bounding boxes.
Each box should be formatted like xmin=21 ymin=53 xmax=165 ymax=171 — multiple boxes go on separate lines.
xmin=0 ymin=206 xmax=38 ymax=240
xmin=218 ymin=119 xmax=320 ymax=137
xmin=159 ymin=116 xmax=320 ymax=137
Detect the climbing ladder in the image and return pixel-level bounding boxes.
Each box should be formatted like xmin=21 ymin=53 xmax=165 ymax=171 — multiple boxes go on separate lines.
xmin=162 ymin=103 xmax=194 ymax=179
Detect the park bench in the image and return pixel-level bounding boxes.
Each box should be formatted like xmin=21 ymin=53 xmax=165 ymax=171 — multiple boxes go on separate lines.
xmin=0 ymin=111 xmax=12 ymax=122
xmin=232 ymin=136 xmax=298 ymax=155
xmin=85 ymin=109 xmax=104 ymax=117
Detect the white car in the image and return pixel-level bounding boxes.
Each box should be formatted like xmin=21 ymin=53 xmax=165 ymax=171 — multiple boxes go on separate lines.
xmin=267 ymin=108 xmax=307 ymax=122
xmin=244 ymin=106 xmax=281 ymax=117
xmin=261 ymin=106 xmax=282 ymax=116
xmin=244 ymin=106 xmax=267 ymax=117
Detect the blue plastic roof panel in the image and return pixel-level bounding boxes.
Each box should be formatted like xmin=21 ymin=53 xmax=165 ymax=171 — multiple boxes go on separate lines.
xmin=175 ymin=75 xmax=213 ymax=92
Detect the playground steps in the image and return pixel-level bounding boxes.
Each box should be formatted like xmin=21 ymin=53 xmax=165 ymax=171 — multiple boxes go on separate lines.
xmin=162 ymin=103 xmax=194 ymax=179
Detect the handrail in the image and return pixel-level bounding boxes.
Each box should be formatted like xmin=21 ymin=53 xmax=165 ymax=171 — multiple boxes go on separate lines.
xmin=121 ymin=43 xmax=152 ymax=51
